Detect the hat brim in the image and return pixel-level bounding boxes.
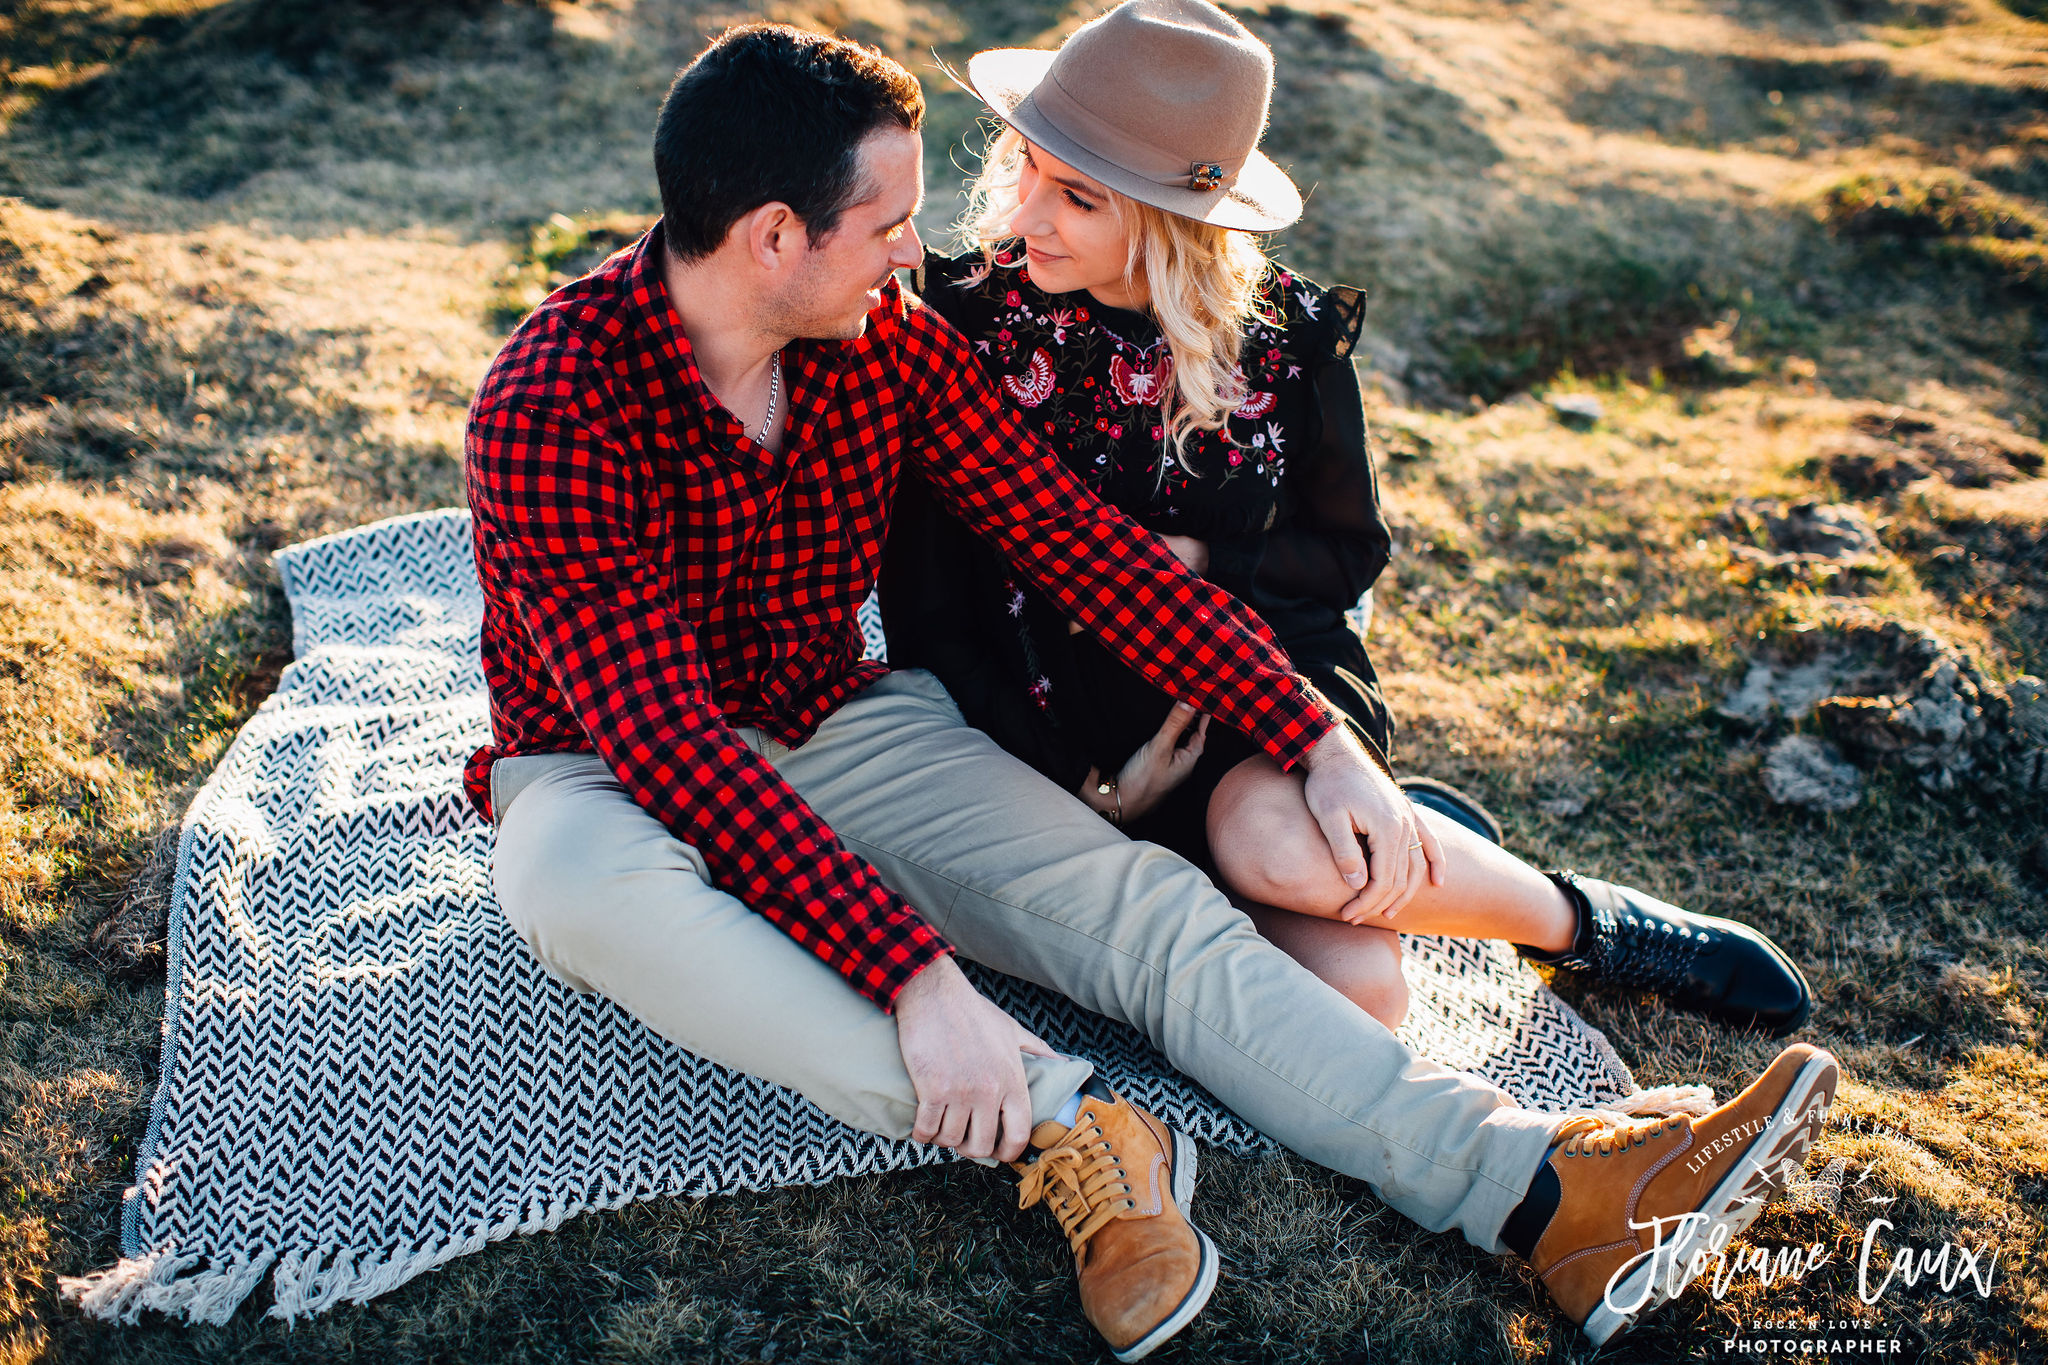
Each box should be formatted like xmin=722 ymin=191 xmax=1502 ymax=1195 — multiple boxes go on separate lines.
xmin=964 ymin=48 xmax=1303 ymax=233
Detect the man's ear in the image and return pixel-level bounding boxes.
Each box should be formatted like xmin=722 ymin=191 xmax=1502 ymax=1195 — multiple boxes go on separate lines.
xmin=737 ymin=202 xmax=805 ymax=271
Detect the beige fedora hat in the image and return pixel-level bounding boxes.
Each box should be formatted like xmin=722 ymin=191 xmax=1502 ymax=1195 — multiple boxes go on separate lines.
xmin=965 ymin=0 xmax=1303 ymax=232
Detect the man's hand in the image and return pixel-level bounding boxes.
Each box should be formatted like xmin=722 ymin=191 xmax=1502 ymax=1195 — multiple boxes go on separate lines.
xmin=1301 ymin=725 xmax=1447 ymax=924
xmin=894 ymin=955 xmax=1058 ymax=1162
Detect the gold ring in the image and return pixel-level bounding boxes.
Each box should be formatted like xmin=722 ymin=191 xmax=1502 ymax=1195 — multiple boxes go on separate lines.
xmin=1408 ymin=840 xmax=1424 ymax=851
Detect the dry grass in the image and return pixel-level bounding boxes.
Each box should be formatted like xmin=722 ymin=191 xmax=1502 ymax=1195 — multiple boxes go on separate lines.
xmin=1 ymin=0 xmax=2045 ymax=1361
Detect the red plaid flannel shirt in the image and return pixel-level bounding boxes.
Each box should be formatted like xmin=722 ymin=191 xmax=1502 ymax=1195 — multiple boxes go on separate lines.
xmin=464 ymin=224 xmax=1335 ymax=1009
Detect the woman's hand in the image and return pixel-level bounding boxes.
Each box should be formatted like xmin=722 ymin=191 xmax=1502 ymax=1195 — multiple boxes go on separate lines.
xmin=1079 ymin=702 xmax=1211 ymax=824
xmin=1157 ymin=534 xmax=1210 ymax=576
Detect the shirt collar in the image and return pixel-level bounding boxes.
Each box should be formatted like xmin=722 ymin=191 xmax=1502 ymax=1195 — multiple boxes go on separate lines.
xmin=624 ymin=222 xmax=753 ymax=456
xmin=626 ymin=220 xmax=889 ymax=467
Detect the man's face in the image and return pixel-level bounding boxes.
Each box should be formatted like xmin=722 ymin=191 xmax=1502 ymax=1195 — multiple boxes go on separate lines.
xmin=773 ymin=127 xmax=924 ymax=341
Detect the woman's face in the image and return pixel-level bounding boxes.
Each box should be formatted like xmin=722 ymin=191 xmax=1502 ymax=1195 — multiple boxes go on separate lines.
xmin=1008 ymin=141 xmax=1144 ymax=310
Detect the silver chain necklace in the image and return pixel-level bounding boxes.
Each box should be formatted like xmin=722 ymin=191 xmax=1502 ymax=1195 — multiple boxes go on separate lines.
xmin=756 ymin=350 xmax=782 ymax=447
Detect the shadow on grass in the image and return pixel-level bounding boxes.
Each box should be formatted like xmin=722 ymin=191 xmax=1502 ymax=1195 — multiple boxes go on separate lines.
xmin=1565 ymin=38 xmax=2048 ymax=169
xmin=0 ymin=285 xmax=462 ymax=508
xmin=0 ymin=0 xmax=190 ymax=76
xmin=3 ymin=0 xmax=572 ymax=201
xmin=1246 ymin=3 xmax=1504 ymax=187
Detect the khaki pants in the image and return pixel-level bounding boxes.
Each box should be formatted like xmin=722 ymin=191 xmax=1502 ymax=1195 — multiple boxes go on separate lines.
xmin=491 ymin=669 xmax=1555 ymax=1251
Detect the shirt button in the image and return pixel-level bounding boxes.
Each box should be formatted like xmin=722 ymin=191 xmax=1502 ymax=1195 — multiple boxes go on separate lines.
xmin=757 ymin=590 xmax=772 ymax=608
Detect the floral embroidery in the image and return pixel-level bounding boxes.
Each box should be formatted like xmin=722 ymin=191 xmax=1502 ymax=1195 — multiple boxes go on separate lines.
xmin=1234 ymin=390 xmax=1276 ymax=419
xmin=1004 ymin=349 xmax=1056 ymax=407
xmin=1109 ymin=352 xmax=1174 ymax=406
xmin=923 ymin=248 xmax=1363 ymax=729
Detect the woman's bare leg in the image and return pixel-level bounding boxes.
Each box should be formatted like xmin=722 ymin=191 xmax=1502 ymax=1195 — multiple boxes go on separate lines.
xmin=1207 ymin=755 xmax=1578 ymax=953
xmin=1238 ymin=903 xmax=1410 ymax=1029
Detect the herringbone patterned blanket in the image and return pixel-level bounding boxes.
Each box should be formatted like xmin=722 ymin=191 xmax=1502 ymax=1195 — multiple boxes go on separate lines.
xmin=66 ymin=509 xmax=1646 ymax=1325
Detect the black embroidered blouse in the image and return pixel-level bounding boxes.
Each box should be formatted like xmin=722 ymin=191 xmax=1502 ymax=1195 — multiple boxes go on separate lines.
xmin=880 ymin=248 xmax=1394 ymax=836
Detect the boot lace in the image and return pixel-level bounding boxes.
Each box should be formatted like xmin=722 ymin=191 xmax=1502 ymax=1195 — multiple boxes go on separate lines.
xmin=1550 ymin=1113 xmax=1688 ymax=1158
xmin=1593 ymin=910 xmax=1716 ymax=993
xmin=1017 ymin=1118 xmax=1138 ymax=1257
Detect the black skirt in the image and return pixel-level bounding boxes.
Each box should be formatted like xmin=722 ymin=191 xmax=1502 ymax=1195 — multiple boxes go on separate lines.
xmin=1065 ymin=617 xmax=1391 ymax=873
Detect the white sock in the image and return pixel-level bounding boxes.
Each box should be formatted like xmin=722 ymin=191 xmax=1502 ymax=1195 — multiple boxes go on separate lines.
xmin=1051 ymin=1088 xmax=1084 ymax=1131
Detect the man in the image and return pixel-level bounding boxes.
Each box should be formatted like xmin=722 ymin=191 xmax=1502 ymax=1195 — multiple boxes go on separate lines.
xmin=465 ymin=22 xmax=1840 ymax=1360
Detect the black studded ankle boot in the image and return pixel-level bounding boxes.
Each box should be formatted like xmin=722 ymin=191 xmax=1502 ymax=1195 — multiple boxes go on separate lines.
xmin=1519 ymin=872 xmax=1814 ymax=1036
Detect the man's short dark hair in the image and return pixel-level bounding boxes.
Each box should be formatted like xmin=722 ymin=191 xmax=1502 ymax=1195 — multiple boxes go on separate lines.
xmin=654 ymin=24 xmax=925 ymax=262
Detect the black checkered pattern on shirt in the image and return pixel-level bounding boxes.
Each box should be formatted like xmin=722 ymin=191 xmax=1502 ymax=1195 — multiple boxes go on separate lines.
xmin=464 ymin=223 xmax=1333 ymax=1008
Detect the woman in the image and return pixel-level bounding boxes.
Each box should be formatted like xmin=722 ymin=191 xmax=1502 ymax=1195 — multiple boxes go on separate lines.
xmin=881 ymin=0 xmax=1811 ymax=1035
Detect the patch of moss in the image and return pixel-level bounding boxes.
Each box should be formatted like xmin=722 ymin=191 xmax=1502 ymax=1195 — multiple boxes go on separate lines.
xmin=1818 ymin=167 xmax=2048 ymax=295
xmin=1436 ymin=246 xmax=1720 ymax=403
xmin=488 ymin=211 xmax=651 ymax=331
xmin=1821 ymin=167 xmax=2045 ymax=240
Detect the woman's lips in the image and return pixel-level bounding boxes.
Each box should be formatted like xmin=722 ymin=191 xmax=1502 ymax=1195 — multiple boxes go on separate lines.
xmin=1025 ymin=245 xmax=1066 ymax=265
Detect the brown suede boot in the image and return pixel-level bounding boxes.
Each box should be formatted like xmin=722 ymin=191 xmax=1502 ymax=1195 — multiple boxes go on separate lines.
xmin=1526 ymin=1042 xmax=1840 ymax=1345
xmin=1012 ymin=1089 xmax=1218 ymax=1362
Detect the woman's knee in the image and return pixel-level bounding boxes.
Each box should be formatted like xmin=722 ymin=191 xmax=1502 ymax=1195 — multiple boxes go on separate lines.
xmin=1207 ymin=762 xmax=1336 ymax=908
xmin=1346 ymin=959 xmax=1409 ymax=1031
xmin=1322 ymin=935 xmax=1408 ymax=1030
xmin=1253 ymin=913 xmax=1409 ymax=1030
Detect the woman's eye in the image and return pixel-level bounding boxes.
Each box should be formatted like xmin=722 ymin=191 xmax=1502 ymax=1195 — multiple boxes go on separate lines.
xmin=1062 ymin=189 xmax=1095 ymax=211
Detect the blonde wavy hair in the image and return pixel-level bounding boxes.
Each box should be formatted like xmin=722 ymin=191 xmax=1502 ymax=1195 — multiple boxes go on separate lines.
xmin=959 ymin=125 xmax=1275 ymax=460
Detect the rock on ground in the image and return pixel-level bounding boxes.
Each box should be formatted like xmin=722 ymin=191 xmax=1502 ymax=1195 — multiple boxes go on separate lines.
xmin=1549 ymin=393 xmax=1604 ymax=426
xmin=1831 ymin=404 xmax=2047 ymax=492
xmin=1763 ymin=734 xmax=1864 ymax=812
xmin=1725 ymin=497 xmax=1883 ymax=564
xmin=1722 ymin=607 xmax=2046 ymax=801
xmin=2002 ymin=674 xmax=2048 ymax=795
xmin=1715 ymin=655 xmax=1854 ymax=726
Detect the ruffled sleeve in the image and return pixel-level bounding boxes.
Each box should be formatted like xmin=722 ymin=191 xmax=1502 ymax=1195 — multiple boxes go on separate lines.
xmin=1253 ymin=278 xmax=1390 ymax=610
xmin=1321 ymin=284 xmax=1367 ymax=361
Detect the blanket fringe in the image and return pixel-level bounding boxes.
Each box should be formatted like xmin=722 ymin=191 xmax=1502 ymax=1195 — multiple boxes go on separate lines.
xmin=265 ymin=1196 xmax=588 ymax=1320
xmin=60 ymin=1250 xmax=275 ymax=1326
xmin=62 ymin=1187 xmax=667 ymax=1326
xmin=1613 ymin=1083 xmax=1718 ymax=1119
xmin=1551 ymin=1083 xmax=1721 ymax=1131
xmin=61 ymin=1237 xmax=514 ymax=1327
xmin=63 ymin=1083 xmax=1715 ymax=1327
